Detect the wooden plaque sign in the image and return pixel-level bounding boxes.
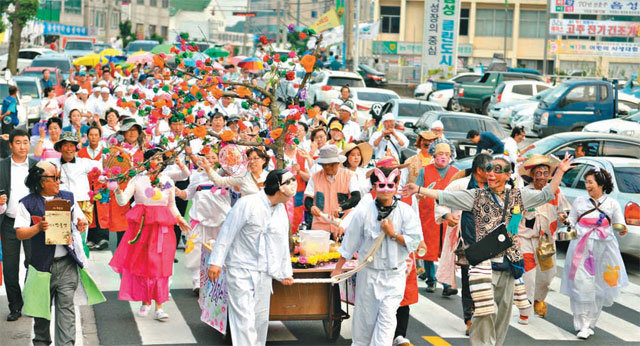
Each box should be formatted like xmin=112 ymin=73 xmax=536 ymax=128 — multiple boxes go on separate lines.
xmin=45 ymin=199 xmax=72 ymax=245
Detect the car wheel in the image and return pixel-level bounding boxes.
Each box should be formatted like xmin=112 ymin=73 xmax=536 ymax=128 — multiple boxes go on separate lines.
xmin=571 ymin=126 xmax=583 ymax=132
xmin=481 ymin=100 xmax=490 ymax=115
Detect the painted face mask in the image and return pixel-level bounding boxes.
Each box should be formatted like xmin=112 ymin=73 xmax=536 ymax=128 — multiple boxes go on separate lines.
xmin=279 ymin=171 xmax=298 ymax=197
xmin=434 ymin=153 xmax=450 ymax=167
xmin=374 ymin=168 xmax=400 ymax=193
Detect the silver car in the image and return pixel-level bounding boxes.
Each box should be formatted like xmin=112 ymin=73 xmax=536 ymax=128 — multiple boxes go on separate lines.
xmin=559 ymin=156 xmax=640 ymax=255
xmin=13 ymin=75 xmax=42 ymax=126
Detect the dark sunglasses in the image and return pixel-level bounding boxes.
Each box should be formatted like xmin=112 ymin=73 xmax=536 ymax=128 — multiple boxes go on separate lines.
xmin=375 ymin=182 xmax=396 ymax=189
xmin=42 ymin=175 xmax=61 ymax=181
xmin=485 ymin=163 xmax=511 ymax=174
xmin=281 ymin=177 xmax=296 ymax=185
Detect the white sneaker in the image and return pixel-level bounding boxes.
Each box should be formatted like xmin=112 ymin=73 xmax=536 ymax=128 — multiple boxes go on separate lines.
xmin=138 ymin=304 xmax=151 ymax=317
xmin=587 ymin=328 xmax=595 ymax=336
xmin=154 ymin=309 xmax=169 ymax=321
xmin=577 ymin=328 xmax=591 ymax=339
xmin=518 ymin=316 xmax=529 ymax=325
xmin=393 ymin=335 xmax=412 ymax=346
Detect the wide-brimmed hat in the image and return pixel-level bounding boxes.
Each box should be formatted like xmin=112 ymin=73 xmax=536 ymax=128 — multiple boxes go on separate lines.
xmin=341 ymin=142 xmax=373 ymax=167
xmin=317 ymin=145 xmax=346 ymax=164
xmin=54 ymin=132 xmax=79 ymax=152
xmin=118 ymin=117 xmax=142 ymax=133
xmin=417 ymin=130 xmax=438 ymax=144
xmin=518 ymin=154 xmax=560 ymax=179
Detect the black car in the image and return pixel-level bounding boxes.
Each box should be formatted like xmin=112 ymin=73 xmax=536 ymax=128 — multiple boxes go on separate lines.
xmin=403 ymin=111 xmax=505 ymax=160
xmin=358 ymin=64 xmax=387 ymax=88
xmin=452 ymin=132 xmax=640 ymax=171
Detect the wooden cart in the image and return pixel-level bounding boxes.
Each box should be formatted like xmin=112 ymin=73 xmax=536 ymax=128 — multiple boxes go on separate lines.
xmin=270 ymin=267 xmax=350 ymax=342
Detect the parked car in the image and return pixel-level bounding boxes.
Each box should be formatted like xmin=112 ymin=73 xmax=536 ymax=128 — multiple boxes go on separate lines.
xmin=379 ymin=99 xmax=443 ymax=128
xmin=491 ymin=87 xmax=555 ymax=126
xmin=533 ymin=79 xmax=617 ymax=137
xmin=617 ymin=91 xmax=640 ymax=115
xmin=13 ymin=75 xmax=43 ymax=126
xmin=357 ymin=64 xmax=387 ymax=88
xmin=29 ymin=54 xmax=73 ymax=82
xmin=93 ymin=42 xmax=113 ymax=53
xmin=64 ymin=40 xmax=95 ymax=59
xmin=404 ymin=111 xmax=504 ymax=159
xmin=0 ymin=78 xmax=28 ymax=129
xmin=457 ymin=71 xmax=544 ymax=115
xmin=0 ymin=48 xmax=54 ymax=72
xmin=559 ymin=156 xmax=640 ymax=255
xmin=414 ymin=72 xmax=481 ymax=99
xmin=307 ymin=70 xmax=365 ymax=105
xmin=350 ymin=87 xmax=399 ymax=125
xmin=20 ymin=67 xmax=65 ymax=96
xmin=582 ymin=112 xmax=640 ymax=138
xmin=428 ymin=89 xmax=458 ymax=110
xmin=510 ymin=106 xmax=538 ymax=137
xmin=124 ymin=40 xmax=160 ymax=55
xmin=489 ymin=80 xmax=551 ymax=111
xmin=452 ymin=132 xmax=640 ymax=171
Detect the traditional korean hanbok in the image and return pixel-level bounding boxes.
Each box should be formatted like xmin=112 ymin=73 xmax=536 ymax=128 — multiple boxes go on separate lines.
xmin=560 ymin=195 xmax=629 ymax=332
xmin=109 ymin=173 xmax=181 ymax=304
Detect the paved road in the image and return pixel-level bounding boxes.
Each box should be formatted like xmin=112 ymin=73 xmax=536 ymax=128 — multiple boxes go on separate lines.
xmin=1 ymin=233 xmax=638 ymax=346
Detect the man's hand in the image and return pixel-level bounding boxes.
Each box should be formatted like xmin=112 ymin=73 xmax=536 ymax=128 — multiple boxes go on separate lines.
xmin=0 ymin=134 xmax=8 ymax=141
xmin=281 ymin=277 xmax=294 ymax=286
xmin=558 ymin=152 xmax=575 ymax=173
xmin=331 ymin=226 xmax=345 ymax=240
xmin=558 ymin=212 xmax=567 ymax=225
xmin=330 ymin=207 xmax=341 ymax=219
xmin=76 ymin=218 xmax=88 ymax=233
xmin=445 ymin=213 xmax=460 ymax=227
xmin=310 ymin=206 xmax=322 ymax=217
xmin=38 ymin=219 xmax=49 ymax=232
xmin=364 ymin=118 xmax=376 ymax=130
xmin=381 ymin=219 xmax=395 ymax=237
xmin=401 ymin=183 xmax=420 ymax=197
xmin=208 ymin=264 xmax=222 ymax=281
xmin=330 ymin=268 xmax=341 ymax=278
xmin=0 ymin=194 xmax=7 ymax=206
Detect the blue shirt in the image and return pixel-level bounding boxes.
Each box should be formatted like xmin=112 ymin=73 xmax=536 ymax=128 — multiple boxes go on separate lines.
xmin=41 ymin=78 xmax=53 ymax=89
xmin=477 ymin=132 xmax=504 ymax=155
xmin=1 ymin=95 xmax=18 ymax=126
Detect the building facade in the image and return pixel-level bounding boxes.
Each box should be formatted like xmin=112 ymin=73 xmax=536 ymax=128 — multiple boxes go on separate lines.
xmin=169 ymin=0 xmax=227 ymax=42
xmin=122 ymin=0 xmax=171 ymax=41
xmin=37 ymin=0 xmax=122 ymax=43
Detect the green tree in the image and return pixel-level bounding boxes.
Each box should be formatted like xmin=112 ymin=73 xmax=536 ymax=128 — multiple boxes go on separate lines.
xmin=118 ymin=19 xmax=136 ymax=47
xmin=149 ymin=32 xmax=164 ymax=44
xmin=0 ymin=0 xmax=39 ymax=74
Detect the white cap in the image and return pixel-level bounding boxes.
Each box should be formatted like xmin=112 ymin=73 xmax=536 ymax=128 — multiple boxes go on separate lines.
xmin=431 ymin=120 xmax=444 ymax=129
xmin=114 ymin=86 xmax=124 ymax=94
xmin=381 ymin=113 xmax=395 ymax=123
xmin=78 ymin=89 xmax=89 ymax=95
xmin=100 ymin=87 xmax=110 ymax=93
xmin=98 ymin=80 xmax=108 ymax=87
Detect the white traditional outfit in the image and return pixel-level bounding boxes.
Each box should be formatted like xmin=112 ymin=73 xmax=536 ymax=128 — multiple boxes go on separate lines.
xmin=338 ymin=198 xmax=422 ymax=346
xmin=209 ymin=191 xmax=292 ymax=346
xmin=560 ymin=195 xmax=628 ymax=333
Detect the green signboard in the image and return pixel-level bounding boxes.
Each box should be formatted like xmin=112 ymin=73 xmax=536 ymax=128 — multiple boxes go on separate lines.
xmin=372 ymin=41 xmax=398 ymax=55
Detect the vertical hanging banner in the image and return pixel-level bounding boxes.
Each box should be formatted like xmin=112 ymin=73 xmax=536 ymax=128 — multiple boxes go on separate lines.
xmin=421 ymin=0 xmax=462 ymax=82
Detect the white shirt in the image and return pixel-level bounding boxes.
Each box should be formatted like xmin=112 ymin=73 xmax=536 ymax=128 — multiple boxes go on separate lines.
xmin=209 ymin=191 xmax=293 ymax=280
xmin=303 ymin=168 xmax=360 ymax=197
xmin=342 ymin=120 xmax=362 ymax=143
xmin=93 ymin=97 xmax=116 ymax=119
xmin=101 ymin=124 xmax=119 ymax=140
xmin=40 ymin=97 xmax=60 ymax=121
xmin=114 ymin=174 xmax=179 ymax=214
xmin=185 ymin=169 xmax=232 ymax=227
xmin=14 ymin=195 xmax=86 ymax=258
xmin=369 ymin=130 xmax=409 ymax=161
xmin=206 ymin=169 xmax=267 ymax=197
xmin=214 ymin=99 xmax=240 ymax=117
xmin=338 ymin=199 xmax=422 ymax=270
xmin=569 ymin=194 xmax=624 ymax=241
xmin=502 ymin=137 xmax=519 ymax=163
xmin=51 ymin=157 xmax=102 ymax=202
xmin=85 ymin=144 xmax=103 ymax=160
xmin=3 ymin=158 xmax=30 ymax=218
xmin=63 ymin=95 xmax=80 ymax=127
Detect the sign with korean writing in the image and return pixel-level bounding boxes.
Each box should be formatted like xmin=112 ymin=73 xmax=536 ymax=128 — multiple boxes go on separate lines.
xmin=199 ymin=246 xmax=228 ymax=335
xmin=421 ymin=0 xmax=461 ymax=80
xmin=458 ymin=44 xmax=473 ymax=57
xmin=398 ymin=42 xmax=421 ymax=55
xmin=372 ymin=41 xmax=398 ymax=55
xmin=549 ymin=39 xmax=640 ymax=57
xmin=551 ymin=0 xmax=640 ymax=16
xmin=41 ymin=21 xmax=87 ymax=36
xmin=549 ymin=18 xmax=640 ymax=37
xmin=45 ymin=199 xmax=71 ymax=245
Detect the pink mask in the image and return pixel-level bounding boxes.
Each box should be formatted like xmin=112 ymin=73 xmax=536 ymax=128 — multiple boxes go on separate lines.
xmin=434 ymin=154 xmax=449 ymax=167
xmin=374 ymin=168 xmax=399 ymax=193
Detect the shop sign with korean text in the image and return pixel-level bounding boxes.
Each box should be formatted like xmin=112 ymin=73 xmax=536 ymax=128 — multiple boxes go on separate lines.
xmin=549 ymin=39 xmax=640 ymax=57
xmin=551 ymin=0 xmax=640 ymax=16
xmin=421 ymin=0 xmax=461 ymax=80
xmin=549 ymin=19 xmax=640 ymax=37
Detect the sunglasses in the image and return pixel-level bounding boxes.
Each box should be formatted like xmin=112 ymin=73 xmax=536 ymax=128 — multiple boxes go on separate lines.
xmin=485 ymin=163 xmax=511 ymax=174
xmin=42 ymin=175 xmax=61 ymax=181
xmin=281 ymin=177 xmax=296 ymax=185
xmin=376 ymin=182 xmax=396 ymax=190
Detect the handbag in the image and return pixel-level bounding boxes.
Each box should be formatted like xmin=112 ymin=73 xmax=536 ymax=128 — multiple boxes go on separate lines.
xmin=536 ymin=232 xmax=555 ymax=271
xmin=465 ymin=189 xmax=514 ymax=266
xmin=454 ymin=230 xmax=469 ymax=267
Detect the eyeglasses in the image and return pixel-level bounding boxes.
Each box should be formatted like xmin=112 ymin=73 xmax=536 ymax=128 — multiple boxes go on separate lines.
xmin=42 ymin=175 xmax=61 ymax=181
xmin=247 ymin=133 xmax=258 ymax=138
xmin=484 ymin=163 xmax=511 ymax=174
xmin=248 ymin=157 xmax=263 ymax=162
xmin=281 ymin=177 xmax=296 ymax=185
xmin=534 ymin=171 xmax=550 ymax=178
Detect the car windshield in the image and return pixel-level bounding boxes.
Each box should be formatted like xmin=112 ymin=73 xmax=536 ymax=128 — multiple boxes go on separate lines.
xmin=397 ymin=103 xmax=442 ymax=117
xmin=65 ymin=41 xmax=93 ymax=50
xmin=326 ymin=77 xmax=365 ymax=88
xmin=622 ymin=112 xmax=640 ymax=122
xmin=528 ymin=87 xmax=554 ymax=100
xmin=126 ymin=42 xmax=157 ymax=52
xmin=527 ymin=136 xmax=567 ymax=155
xmin=22 ymin=70 xmax=58 ymax=85
xmin=358 ymin=64 xmax=382 ymax=74
xmin=296 ymin=70 xmax=318 ymax=79
xmin=31 ymin=59 xmax=71 ymax=72
xmin=614 ymin=167 xmax=640 ymax=193
xmin=541 ymin=84 xmax=570 ymax=105
xmin=16 ymin=81 xmax=40 ymax=98
xmin=195 ymin=43 xmax=209 ymax=51
xmin=415 ymin=111 xmax=439 ymax=129
xmin=356 ymin=91 xmax=398 ymax=102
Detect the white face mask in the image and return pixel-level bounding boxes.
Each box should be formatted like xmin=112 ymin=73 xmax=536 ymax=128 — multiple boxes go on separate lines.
xmin=279 ymin=171 xmax=298 ymax=197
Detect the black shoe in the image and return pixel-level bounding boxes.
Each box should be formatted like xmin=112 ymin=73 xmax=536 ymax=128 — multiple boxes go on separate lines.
xmin=95 ymin=239 xmax=109 ymax=250
xmin=425 ymin=282 xmax=436 ymax=293
xmin=7 ymin=311 xmax=21 ymax=321
xmin=192 ymin=287 xmax=200 ymax=296
xmin=442 ymin=287 xmax=458 ymax=297
xmin=418 ymin=272 xmax=428 ymax=281
xmin=174 ymin=258 xmax=179 ymax=263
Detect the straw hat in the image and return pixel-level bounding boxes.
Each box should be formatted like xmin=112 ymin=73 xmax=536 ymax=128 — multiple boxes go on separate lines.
xmin=341 ymin=142 xmax=373 ymax=167
xmin=518 ymin=154 xmax=560 ymax=179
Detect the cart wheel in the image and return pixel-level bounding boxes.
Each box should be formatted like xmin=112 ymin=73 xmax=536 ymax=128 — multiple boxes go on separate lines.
xmin=323 ymin=318 xmax=342 ymax=343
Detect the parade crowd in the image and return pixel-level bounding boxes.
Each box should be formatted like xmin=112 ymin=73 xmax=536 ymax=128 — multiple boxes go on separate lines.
xmin=0 ymin=49 xmax=630 ymax=346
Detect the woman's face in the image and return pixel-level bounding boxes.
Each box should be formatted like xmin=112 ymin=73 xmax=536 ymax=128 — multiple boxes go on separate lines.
xmin=106 ymin=112 xmax=118 ymax=125
xmin=297 ymin=124 xmax=307 ymax=139
xmin=585 ymin=175 xmax=603 ymax=198
xmin=330 ymin=129 xmax=343 ymax=141
xmin=124 ymin=128 xmax=139 ymax=145
xmin=70 ymin=110 xmax=81 ymax=125
xmin=340 ymin=88 xmax=350 ymax=100
xmin=248 ymin=151 xmax=265 ymax=173
xmin=347 ymin=148 xmax=362 ymax=169
xmin=149 ymin=155 xmax=163 ymax=170
xmin=48 ymin=123 xmax=61 ymax=140
xmin=314 ymin=131 xmax=327 ymax=147
xmin=48 ymin=90 xmax=55 ymax=98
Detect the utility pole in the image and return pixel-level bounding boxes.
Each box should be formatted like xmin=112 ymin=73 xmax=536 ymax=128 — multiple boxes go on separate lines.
xmin=343 ymin=0 xmax=353 ymax=69
xmin=542 ymin=0 xmax=551 ymax=75
xmin=503 ymin=0 xmax=508 ymax=64
xmin=242 ymin=0 xmax=251 ymax=55
xmin=354 ymin=0 xmax=360 ymax=72
xmin=296 ymin=0 xmax=301 ymax=27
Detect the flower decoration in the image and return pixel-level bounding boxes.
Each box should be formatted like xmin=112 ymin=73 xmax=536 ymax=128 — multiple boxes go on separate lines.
xmin=300 ymin=54 xmax=316 ymax=73
xmin=220 ymin=129 xmax=236 ymax=142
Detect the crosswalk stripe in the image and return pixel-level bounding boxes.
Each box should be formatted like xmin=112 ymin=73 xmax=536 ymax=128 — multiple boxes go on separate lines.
xmin=128 ymin=300 xmax=198 ymax=345
xmin=411 ymin=291 xmax=467 ymax=338
xmin=267 ymin=321 xmax=298 ymax=342
xmin=547 ymin=277 xmax=640 ymax=342
xmin=422 ymin=336 xmax=452 ymax=346
xmin=507 ymin=299 xmax=576 ymax=340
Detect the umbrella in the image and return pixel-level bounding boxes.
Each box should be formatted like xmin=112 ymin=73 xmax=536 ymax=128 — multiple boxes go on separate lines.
xmin=230 ymin=55 xmax=248 ymax=66
xmin=100 ymin=48 xmax=123 ymax=56
xmin=151 ymin=43 xmax=175 ymax=54
xmin=73 ymin=53 xmax=108 ymax=66
xmin=237 ymin=57 xmax=264 ymax=70
xmin=126 ymin=52 xmax=154 ymax=64
xmin=204 ymin=46 xmax=229 ymax=58
xmin=211 ymin=61 xmax=224 ymax=71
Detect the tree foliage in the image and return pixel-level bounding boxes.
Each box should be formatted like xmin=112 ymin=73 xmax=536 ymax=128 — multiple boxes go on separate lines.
xmin=118 ymin=20 xmax=136 ymax=47
xmin=1 ymin=0 xmax=39 ymax=74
